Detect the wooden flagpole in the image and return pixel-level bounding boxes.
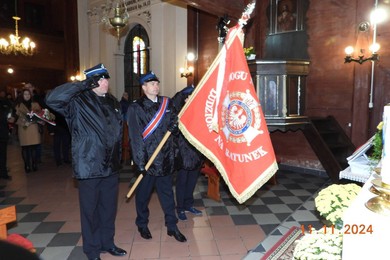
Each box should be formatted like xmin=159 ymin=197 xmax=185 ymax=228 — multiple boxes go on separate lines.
xmin=126 ymin=130 xmax=172 ymax=199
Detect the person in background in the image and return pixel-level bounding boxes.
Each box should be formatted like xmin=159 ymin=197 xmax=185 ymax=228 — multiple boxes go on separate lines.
xmin=127 ymin=71 xmax=187 ymax=243
xmin=15 ymin=89 xmax=42 ymax=173
xmin=6 ymin=92 xmax=14 ymax=103
xmin=51 ymin=109 xmax=71 ymax=167
xmin=0 ymin=90 xmax=15 ymax=179
xmin=45 ymin=63 xmax=127 ymax=260
xmin=45 ymin=90 xmax=70 ymax=167
xmin=119 ymin=91 xmax=131 ymax=163
xmin=0 ymin=90 xmax=11 ymax=107
xmin=172 ymin=85 xmax=205 ymax=221
xmin=24 ymin=83 xmax=44 ymax=162
xmin=119 ymin=91 xmax=130 ymax=120
xmin=5 ymin=92 xmax=15 ymax=136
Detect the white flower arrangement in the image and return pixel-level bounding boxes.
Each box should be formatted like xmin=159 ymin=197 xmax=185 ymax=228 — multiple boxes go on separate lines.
xmin=293 ymin=227 xmax=343 ymax=260
xmin=314 ymin=183 xmax=361 ymax=228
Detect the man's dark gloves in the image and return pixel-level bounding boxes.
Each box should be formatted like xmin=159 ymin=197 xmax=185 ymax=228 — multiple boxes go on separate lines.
xmin=181 ymin=84 xmax=194 ymax=95
xmin=136 ymin=166 xmax=147 ymax=177
xmin=168 ymin=121 xmax=179 ymax=133
xmin=83 ymin=75 xmax=101 ymax=89
xmin=168 ymin=115 xmax=179 ymax=133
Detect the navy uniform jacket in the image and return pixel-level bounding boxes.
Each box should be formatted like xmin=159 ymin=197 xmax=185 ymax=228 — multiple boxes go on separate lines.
xmin=127 ymin=95 xmax=177 ymax=176
xmin=171 ymin=90 xmax=204 ymax=171
xmin=45 ymin=81 xmax=123 ymax=179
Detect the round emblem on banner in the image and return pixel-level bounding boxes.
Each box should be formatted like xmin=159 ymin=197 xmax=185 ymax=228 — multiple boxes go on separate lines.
xmin=221 ymin=90 xmax=263 ymax=146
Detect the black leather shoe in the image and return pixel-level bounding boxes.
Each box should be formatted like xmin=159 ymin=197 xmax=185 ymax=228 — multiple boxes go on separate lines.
xmin=89 ymin=258 xmax=101 ymax=260
xmin=167 ymin=229 xmax=187 ymax=242
xmin=101 ymin=246 xmax=127 ymax=256
xmin=138 ymin=227 xmax=152 ymax=239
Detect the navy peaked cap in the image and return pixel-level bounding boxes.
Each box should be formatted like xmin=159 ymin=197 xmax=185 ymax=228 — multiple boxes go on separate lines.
xmin=140 ymin=71 xmax=160 ymax=85
xmin=84 ymin=63 xmax=110 ymax=79
xmin=181 ymin=84 xmax=195 ymax=95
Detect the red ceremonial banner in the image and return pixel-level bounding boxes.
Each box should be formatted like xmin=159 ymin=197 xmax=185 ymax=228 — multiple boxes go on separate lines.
xmin=179 ymin=24 xmax=278 ymax=204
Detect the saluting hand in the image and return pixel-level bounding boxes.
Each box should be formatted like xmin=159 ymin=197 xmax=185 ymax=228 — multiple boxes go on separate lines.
xmin=83 ymin=75 xmax=102 ymax=89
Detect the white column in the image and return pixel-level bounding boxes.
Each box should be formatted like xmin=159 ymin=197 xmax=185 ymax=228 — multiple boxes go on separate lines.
xmin=150 ymin=2 xmax=187 ymax=97
xmin=113 ymin=52 xmax=125 ymax=98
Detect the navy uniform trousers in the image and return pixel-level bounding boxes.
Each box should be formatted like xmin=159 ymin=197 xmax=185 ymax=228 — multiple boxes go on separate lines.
xmin=175 ymin=168 xmax=201 ymax=212
xmin=78 ymin=174 xmax=119 ymax=259
xmin=135 ymin=174 xmax=178 ymax=231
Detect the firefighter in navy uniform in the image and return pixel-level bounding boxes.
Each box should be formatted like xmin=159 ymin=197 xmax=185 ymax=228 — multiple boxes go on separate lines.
xmin=45 ymin=64 xmax=127 ymax=260
xmin=127 ymin=71 xmax=186 ymax=242
xmin=171 ymin=85 xmax=205 ymax=221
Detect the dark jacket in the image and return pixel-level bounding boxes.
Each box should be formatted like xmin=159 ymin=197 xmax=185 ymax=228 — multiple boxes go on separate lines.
xmin=45 ymin=81 xmax=123 ymax=179
xmin=0 ymin=98 xmax=13 ymax=142
xmin=120 ymin=98 xmax=130 ymax=120
xmin=172 ymin=89 xmax=204 ymax=170
xmin=127 ymin=95 xmax=177 ymax=176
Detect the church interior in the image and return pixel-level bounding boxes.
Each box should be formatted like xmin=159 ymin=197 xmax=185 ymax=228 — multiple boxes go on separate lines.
xmin=1 ymin=0 xmax=390 ymax=259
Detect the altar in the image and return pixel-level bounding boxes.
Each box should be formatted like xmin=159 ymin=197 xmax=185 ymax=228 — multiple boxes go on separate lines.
xmin=342 ymin=173 xmax=390 ymax=259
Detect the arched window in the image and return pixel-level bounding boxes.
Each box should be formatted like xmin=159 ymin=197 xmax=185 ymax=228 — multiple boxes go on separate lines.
xmin=124 ymin=24 xmax=149 ymax=100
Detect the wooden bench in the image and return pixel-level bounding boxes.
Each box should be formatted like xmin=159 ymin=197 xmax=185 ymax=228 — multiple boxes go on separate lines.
xmin=201 ymin=162 xmax=278 ymax=202
xmin=0 ymin=205 xmax=16 ymax=239
xmin=200 ymin=163 xmax=221 ymax=201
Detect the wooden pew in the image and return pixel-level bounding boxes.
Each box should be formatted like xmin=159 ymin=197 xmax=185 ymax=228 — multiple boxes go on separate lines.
xmin=200 ymin=160 xmax=278 ymax=202
xmin=0 ymin=205 xmax=16 ymax=239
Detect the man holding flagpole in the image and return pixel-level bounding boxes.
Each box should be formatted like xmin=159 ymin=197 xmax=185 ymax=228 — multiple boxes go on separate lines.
xmin=172 ymin=85 xmax=205 ymax=221
xmin=178 ymin=0 xmax=278 ymax=204
xmin=125 ymin=0 xmax=275 ymax=206
xmin=127 ymin=71 xmax=187 ymax=242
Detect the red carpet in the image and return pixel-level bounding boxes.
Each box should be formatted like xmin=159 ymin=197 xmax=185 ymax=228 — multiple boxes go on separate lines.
xmin=261 ymin=226 xmax=303 ymax=260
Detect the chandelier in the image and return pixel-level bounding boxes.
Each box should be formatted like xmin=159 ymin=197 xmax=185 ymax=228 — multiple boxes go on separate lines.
xmin=101 ymin=0 xmax=130 ymax=45
xmin=0 ymin=16 xmax=36 ymax=56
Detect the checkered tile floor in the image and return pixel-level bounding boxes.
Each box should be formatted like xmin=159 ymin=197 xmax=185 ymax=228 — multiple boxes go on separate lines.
xmin=1 ymin=142 xmax=331 ymax=259
xmin=243 ymin=168 xmax=330 ymax=259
